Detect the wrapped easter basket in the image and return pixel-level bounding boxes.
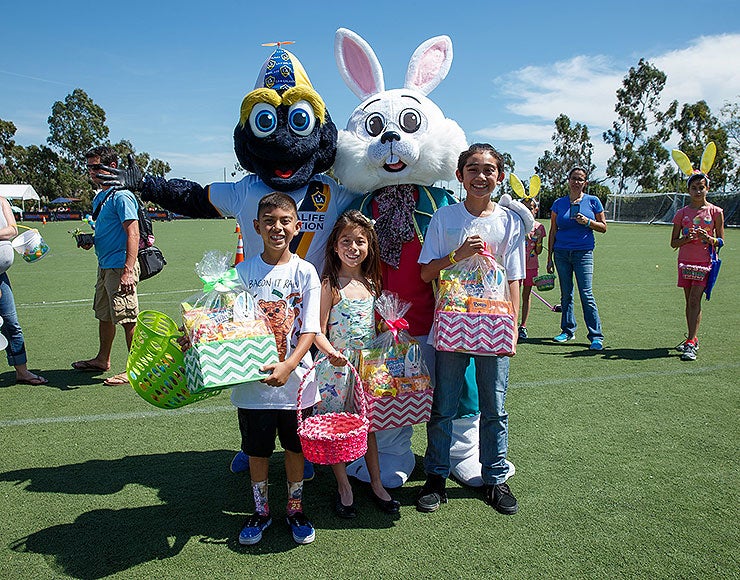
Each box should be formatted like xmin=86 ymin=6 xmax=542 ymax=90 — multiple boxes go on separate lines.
xmin=12 ymin=225 xmax=49 ymax=263
xmin=297 ymin=357 xmax=369 ymax=465
xmin=533 ymin=273 xmax=555 ymax=291
xmin=127 ymin=310 xmax=221 ymax=409
xmin=679 ymin=263 xmax=711 ymax=281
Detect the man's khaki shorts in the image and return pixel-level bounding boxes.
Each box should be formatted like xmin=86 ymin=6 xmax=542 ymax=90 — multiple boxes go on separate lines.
xmin=94 ymin=265 xmax=140 ymax=324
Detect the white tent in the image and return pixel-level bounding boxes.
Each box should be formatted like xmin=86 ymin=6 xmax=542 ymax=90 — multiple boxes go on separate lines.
xmin=0 ymin=184 xmax=41 ymax=210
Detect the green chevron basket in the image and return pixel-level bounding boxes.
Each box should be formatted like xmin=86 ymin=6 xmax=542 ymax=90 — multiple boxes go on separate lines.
xmin=184 ymin=334 xmax=279 ymax=394
xmin=127 ymin=310 xmax=222 ymax=409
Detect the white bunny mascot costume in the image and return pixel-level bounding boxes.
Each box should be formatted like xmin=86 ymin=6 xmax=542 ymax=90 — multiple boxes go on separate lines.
xmin=334 ymin=28 xmax=532 ymax=488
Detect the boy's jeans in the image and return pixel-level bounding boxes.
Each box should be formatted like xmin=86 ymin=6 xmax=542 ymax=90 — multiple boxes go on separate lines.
xmin=553 ymin=249 xmax=603 ymax=341
xmin=424 ymin=351 xmax=510 ymax=485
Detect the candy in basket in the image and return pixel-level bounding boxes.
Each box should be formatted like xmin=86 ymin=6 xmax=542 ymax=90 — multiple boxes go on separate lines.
xmin=182 ymin=251 xmax=279 ymax=393
xmin=359 ymin=291 xmax=433 ymax=432
xmin=434 ymin=241 xmax=516 ymax=356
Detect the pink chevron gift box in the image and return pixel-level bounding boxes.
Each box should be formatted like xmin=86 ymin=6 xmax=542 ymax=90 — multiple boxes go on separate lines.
xmin=364 ymin=390 xmax=433 ymax=432
xmin=434 ymin=310 xmax=516 ymax=356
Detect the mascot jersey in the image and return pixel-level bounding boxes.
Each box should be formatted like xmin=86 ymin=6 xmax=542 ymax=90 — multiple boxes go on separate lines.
xmin=210 ymin=173 xmax=356 ymax=271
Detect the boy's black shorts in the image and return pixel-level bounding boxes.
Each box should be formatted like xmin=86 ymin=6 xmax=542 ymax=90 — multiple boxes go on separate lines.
xmin=238 ymin=407 xmax=314 ymax=457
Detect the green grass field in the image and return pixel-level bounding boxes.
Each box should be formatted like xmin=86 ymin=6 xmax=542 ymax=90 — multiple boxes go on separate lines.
xmin=0 ymin=220 xmax=737 ymax=579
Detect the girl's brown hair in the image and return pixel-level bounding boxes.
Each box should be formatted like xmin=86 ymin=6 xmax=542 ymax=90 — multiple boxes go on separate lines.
xmin=322 ymin=210 xmax=383 ymax=297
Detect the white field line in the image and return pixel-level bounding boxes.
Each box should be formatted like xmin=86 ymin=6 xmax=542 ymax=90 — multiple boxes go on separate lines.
xmin=16 ymin=288 xmax=201 ymax=308
xmin=1 ymin=363 xmax=737 ymax=428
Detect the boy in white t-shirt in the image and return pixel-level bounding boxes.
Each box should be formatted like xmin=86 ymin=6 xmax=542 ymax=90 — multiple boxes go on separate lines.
xmin=416 ymin=144 xmax=526 ymax=516
xmin=233 ymin=192 xmax=322 ymax=546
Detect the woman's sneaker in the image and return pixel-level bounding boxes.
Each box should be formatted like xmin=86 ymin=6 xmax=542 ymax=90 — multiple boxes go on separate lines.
xmin=675 ymin=337 xmax=699 ymax=353
xmin=286 ymin=512 xmax=315 ymax=544
xmin=239 ymin=513 xmax=271 ymax=545
xmin=680 ymin=342 xmax=698 ymax=361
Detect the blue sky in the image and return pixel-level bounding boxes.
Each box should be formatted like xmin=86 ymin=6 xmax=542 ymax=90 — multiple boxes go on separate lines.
xmin=3 ymin=0 xmax=739 ymax=187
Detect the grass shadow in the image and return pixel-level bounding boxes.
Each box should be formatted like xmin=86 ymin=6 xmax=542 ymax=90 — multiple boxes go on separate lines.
xmin=562 ymin=347 xmax=673 ymax=361
xmin=2 ymin=449 xmax=404 ymax=577
xmin=0 ymin=369 xmax=102 ymax=391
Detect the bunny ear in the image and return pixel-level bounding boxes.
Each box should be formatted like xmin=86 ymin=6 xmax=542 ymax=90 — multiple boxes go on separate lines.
xmin=700 ymin=141 xmax=716 ymax=174
xmin=528 ymin=175 xmax=541 ymax=199
xmin=671 ymin=149 xmax=694 ymax=176
xmin=509 ymin=173 xmax=526 ymax=198
xmin=335 ymin=28 xmax=384 ymax=100
xmin=404 ymin=35 xmax=453 ymax=96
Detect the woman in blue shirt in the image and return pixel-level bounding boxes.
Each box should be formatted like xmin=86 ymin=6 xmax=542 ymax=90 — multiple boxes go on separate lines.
xmin=546 ymin=167 xmax=606 ymax=350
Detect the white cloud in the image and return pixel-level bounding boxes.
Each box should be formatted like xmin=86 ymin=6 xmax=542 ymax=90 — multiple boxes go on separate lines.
xmin=474 ymin=123 xmax=553 ymax=142
xmin=476 ymin=33 xmax=740 ymax=178
xmin=495 ymin=55 xmax=622 ymax=129
xmin=654 ymin=34 xmax=740 ymax=139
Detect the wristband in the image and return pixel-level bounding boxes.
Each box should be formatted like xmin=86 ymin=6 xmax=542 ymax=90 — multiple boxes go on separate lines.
xmin=586 ymin=219 xmax=591 ymax=228
xmin=448 ymin=251 xmax=457 ymax=265
xmin=716 ymin=237 xmax=724 ymax=248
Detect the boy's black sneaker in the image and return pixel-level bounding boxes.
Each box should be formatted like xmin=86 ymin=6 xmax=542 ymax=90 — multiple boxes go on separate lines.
xmin=485 ymin=483 xmax=518 ymax=515
xmin=416 ymin=475 xmax=447 ymax=513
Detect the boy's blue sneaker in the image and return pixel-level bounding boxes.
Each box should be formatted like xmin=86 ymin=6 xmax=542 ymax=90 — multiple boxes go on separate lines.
xmin=303 ymin=459 xmax=315 ymax=481
xmin=286 ymin=512 xmax=315 ymax=544
xmin=553 ymin=332 xmax=575 ymax=343
xmin=230 ymin=450 xmax=249 ymax=474
xmin=589 ymin=339 xmax=604 ymax=351
xmin=239 ymin=513 xmax=271 ymax=545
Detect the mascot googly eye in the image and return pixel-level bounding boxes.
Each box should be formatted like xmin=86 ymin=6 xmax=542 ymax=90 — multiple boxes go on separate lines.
xmin=671 ymin=141 xmax=716 ymax=187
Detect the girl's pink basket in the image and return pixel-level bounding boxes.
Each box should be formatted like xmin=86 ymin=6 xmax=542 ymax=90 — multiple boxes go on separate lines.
xmin=297 ymin=357 xmax=369 ymax=465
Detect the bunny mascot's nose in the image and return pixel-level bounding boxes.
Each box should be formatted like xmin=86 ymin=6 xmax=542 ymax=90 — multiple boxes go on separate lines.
xmin=380 ymin=131 xmax=401 ymax=144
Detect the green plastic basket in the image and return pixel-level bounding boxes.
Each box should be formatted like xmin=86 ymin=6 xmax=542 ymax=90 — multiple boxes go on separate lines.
xmin=127 ymin=310 xmax=222 ymax=409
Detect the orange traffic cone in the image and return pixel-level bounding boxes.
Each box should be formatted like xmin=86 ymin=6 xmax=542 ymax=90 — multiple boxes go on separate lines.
xmin=42 ymin=216 xmax=47 ymax=226
xmin=234 ymin=221 xmax=241 ymax=234
xmin=233 ymin=232 xmax=244 ymax=266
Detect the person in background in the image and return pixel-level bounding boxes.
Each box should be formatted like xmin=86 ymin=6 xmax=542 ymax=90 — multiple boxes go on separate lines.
xmin=546 ymin=167 xmax=606 ymax=351
xmin=518 ymin=197 xmax=546 ymax=341
xmin=0 ymin=195 xmax=48 ymax=385
xmin=71 ymin=146 xmax=140 ymax=386
xmin=670 ymin=172 xmax=724 ymax=361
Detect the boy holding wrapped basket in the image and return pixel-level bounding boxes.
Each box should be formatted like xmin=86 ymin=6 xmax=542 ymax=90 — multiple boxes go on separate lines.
xmin=416 ymin=144 xmax=525 ymax=515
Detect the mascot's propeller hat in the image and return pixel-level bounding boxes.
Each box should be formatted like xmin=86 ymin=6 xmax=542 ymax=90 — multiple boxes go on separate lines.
xmin=239 ymin=43 xmax=327 ymax=129
xmin=671 ymin=141 xmax=716 ymax=187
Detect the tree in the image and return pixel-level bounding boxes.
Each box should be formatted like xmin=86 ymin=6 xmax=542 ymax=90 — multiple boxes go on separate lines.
xmin=535 ymin=114 xmax=597 ymax=212
xmin=663 ymin=101 xmax=734 ymax=191
xmin=112 ymin=139 xmax=171 ymax=177
xmin=720 ymin=99 xmax=740 ymax=187
xmin=603 ymin=59 xmax=677 ymax=194
xmin=47 ymin=88 xmax=109 ymax=172
xmin=0 ymin=119 xmax=19 ymax=181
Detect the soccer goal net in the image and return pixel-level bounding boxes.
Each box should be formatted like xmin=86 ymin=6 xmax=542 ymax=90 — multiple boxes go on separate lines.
xmin=605 ymin=192 xmax=740 ymax=226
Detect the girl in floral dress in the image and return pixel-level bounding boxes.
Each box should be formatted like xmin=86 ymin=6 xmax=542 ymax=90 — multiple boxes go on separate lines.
xmin=314 ymin=210 xmax=401 ymax=518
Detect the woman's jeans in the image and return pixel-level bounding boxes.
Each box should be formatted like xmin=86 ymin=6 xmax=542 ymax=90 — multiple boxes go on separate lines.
xmin=553 ymin=249 xmax=603 ymax=341
xmin=0 ymin=273 xmax=26 ymax=366
xmin=424 ymin=351 xmax=510 ymax=485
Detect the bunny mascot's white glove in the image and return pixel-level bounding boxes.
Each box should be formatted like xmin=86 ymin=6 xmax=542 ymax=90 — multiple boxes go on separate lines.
xmin=499 ymin=193 xmax=536 ymax=233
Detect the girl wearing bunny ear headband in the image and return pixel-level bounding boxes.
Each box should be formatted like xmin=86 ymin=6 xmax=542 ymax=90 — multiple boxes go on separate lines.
xmin=669 ymin=142 xmax=725 ymax=361
xmin=509 ymin=174 xmax=547 ymax=342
